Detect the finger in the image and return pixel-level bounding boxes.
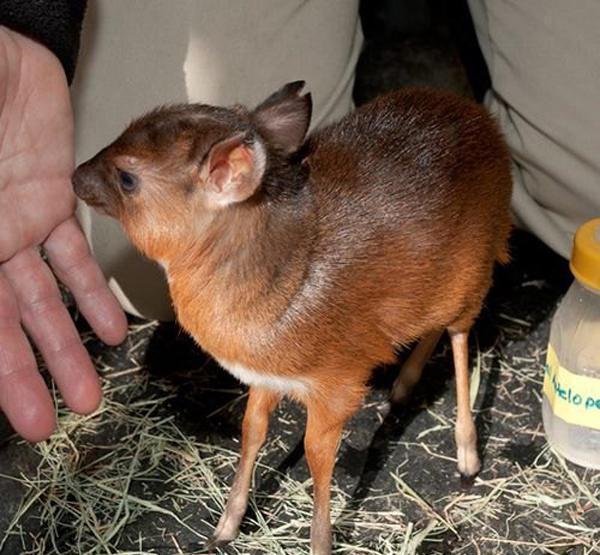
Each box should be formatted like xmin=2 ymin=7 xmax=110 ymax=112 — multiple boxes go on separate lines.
xmin=2 ymin=248 xmax=102 ymax=415
xmin=43 ymin=217 xmax=128 ymax=346
xmin=0 ymin=272 xmax=55 ymax=442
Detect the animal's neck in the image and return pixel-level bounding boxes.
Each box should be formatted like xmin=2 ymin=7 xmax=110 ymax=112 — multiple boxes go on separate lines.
xmin=166 ymin=189 xmax=314 ymax=359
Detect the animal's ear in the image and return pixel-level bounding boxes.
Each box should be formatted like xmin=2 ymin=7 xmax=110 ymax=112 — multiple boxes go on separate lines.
xmin=200 ymin=133 xmax=266 ymax=207
xmin=252 ymin=81 xmax=312 ymax=155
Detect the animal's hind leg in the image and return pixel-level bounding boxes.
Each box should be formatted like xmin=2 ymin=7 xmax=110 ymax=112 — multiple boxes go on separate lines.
xmin=391 ymin=330 xmax=443 ymax=403
xmin=448 ymin=327 xmax=481 ymax=478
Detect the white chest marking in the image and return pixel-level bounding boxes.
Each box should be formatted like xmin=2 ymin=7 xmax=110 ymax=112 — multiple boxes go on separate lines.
xmin=217 ymin=359 xmax=310 ymax=396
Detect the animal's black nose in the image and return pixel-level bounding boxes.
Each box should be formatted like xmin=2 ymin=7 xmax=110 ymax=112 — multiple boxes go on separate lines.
xmin=72 ymin=162 xmax=107 ymax=205
xmin=72 ymin=164 xmax=93 ymax=198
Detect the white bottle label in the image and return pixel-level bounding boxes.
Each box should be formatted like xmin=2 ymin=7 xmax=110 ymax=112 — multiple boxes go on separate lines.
xmin=544 ymin=345 xmax=600 ymax=430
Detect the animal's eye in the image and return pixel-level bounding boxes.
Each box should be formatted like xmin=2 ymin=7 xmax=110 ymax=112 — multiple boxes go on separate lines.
xmin=117 ymin=168 xmax=138 ymax=193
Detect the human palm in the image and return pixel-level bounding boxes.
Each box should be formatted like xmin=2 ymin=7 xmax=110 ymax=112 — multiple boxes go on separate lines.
xmin=0 ymin=28 xmax=128 ymax=441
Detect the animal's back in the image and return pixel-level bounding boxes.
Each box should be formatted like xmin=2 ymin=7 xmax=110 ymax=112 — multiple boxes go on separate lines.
xmin=304 ymin=87 xmax=512 ymax=348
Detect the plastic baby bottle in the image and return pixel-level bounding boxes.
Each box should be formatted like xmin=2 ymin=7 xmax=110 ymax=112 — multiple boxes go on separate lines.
xmin=542 ymin=218 xmax=600 ymax=468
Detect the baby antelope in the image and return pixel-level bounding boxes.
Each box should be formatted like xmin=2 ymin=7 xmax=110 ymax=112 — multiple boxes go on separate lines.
xmin=73 ymin=82 xmax=512 ymax=554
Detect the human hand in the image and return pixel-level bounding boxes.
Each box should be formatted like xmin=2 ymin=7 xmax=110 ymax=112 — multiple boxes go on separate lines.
xmin=0 ymin=27 xmax=128 ymax=442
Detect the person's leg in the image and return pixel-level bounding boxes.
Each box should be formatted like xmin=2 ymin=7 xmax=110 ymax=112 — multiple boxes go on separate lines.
xmin=72 ymin=0 xmax=363 ymax=319
xmin=468 ymin=0 xmax=600 ymax=258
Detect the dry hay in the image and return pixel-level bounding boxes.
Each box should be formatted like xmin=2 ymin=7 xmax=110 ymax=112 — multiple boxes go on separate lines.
xmin=0 ymin=313 xmax=599 ymax=555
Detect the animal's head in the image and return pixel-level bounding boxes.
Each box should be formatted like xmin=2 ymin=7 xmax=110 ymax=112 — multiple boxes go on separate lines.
xmin=73 ymin=81 xmax=312 ymax=261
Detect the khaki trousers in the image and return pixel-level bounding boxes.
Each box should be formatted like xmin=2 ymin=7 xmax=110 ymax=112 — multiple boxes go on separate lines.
xmin=72 ymin=0 xmax=362 ymax=320
xmin=468 ymin=0 xmax=600 ymax=259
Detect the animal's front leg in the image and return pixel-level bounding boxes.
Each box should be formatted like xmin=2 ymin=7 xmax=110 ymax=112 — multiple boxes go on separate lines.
xmin=208 ymin=387 xmax=280 ymax=548
xmin=304 ymin=396 xmax=357 ymax=555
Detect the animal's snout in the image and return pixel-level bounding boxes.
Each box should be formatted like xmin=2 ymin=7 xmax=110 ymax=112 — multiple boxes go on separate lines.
xmin=72 ymin=162 xmax=114 ymax=215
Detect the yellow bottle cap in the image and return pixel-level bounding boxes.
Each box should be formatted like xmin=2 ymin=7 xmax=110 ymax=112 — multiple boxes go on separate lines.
xmin=570 ymin=218 xmax=600 ymax=291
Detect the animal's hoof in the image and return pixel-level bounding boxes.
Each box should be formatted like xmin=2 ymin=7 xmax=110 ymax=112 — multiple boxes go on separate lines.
xmin=204 ymin=520 xmax=239 ymax=553
xmin=203 ymin=537 xmax=232 ymax=553
xmin=459 ymin=472 xmax=477 ymax=490
xmin=207 ymin=510 xmax=242 ymax=551
xmin=390 ymin=381 xmax=413 ymax=405
xmin=456 ymin=444 xmax=480 ymax=479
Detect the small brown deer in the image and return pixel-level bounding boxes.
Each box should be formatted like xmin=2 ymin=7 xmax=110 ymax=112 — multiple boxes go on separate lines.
xmin=73 ymin=82 xmax=512 ymax=554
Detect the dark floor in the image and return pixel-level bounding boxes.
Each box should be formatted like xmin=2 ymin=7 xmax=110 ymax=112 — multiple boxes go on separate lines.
xmin=2 ymin=3 xmax=599 ymax=555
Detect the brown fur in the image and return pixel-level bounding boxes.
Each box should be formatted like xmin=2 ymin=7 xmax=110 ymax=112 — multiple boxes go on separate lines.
xmin=73 ymin=83 xmax=512 ymax=554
